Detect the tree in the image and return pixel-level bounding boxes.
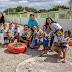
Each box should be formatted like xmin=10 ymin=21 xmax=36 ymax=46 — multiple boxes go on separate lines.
xmin=48 ymin=5 xmax=69 ymax=12
xmin=3 ymin=8 xmax=14 ymax=13
xmin=15 ymin=6 xmax=24 ymax=12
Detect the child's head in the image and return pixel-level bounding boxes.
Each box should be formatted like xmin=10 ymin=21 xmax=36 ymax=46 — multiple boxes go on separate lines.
xmin=64 ymin=30 xmax=71 ymax=37
xmin=4 ymin=24 xmax=7 ymax=28
xmin=24 ymin=25 xmax=28 ymax=31
xmin=43 ymin=25 xmax=46 ymax=31
xmin=56 ymin=29 xmax=62 ymax=37
xmin=46 ymin=26 xmax=51 ymax=32
xmin=9 ymin=23 xmax=12 ymax=29
xmin=32 ymin=25 xmax=37 ymax=31
xmin=37 ymin=25 xmax=40 ymax=31
xmin=15 ymin=24 xmax=18 ymax=29
xmin=28 ymin=25 xmax=31 ymax=31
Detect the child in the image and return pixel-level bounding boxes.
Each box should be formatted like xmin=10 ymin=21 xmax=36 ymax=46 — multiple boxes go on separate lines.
xmin=3 ymin=24 xmax=9 ymax=44
xmin=43 ymin=25 xmax=47 ymax=33
xmin=32 ymin=25 xmax=40 ymax=49
xmin=26 ymin=26 xmax=32 ymax=48
xmin=0 ymin=26 xmax=3 ymax=44
xmin=37 ymin=25 xmax=43 ymax=45
xmin=57 ymin=30 xmax=71 ymax=63
xmin=7 ymin=23 xmax=14 ymax=43
xmin=51 ymin=29 xmax=63 ymax=53
xmin=43 ymin=26 xmax=52 ymax=54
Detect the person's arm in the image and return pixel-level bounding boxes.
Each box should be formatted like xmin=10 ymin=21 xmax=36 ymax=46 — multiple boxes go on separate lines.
xmin=14 ymin=28 xmax=20 ymax=38
xmin=48 ymin=32 xmax=52 ymax=39
xmin=28 ymin=19 xmax=31 ymax=26
xmin=61 ymin=39 xmax=70 ymax=44
xmin=14 ymin=32 xmax=19 ymax=38
xmin=19 ymin=35 xmax=28 ymax=43
xmin=7 ymin=30 xmax=9 ymax=36
xmin=30 ymin=32 xmax=32 ymax=38
xmin=54 ymin=42 xmax=60 ymax=46
xmin=12 ymin=30 xmax=14 ymax=39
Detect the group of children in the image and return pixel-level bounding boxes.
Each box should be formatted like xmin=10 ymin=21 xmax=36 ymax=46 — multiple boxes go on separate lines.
xmin=29 ymin=25 xmax=71 ymax=63
xmin=0 ymin=23 xmax=71 ymax=63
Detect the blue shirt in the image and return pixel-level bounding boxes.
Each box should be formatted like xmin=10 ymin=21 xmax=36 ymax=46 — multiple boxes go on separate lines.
xmin=28 ymin=19 xmax=39 ymax=28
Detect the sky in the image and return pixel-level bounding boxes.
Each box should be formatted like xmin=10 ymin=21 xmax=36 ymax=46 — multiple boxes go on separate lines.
xmin=0 ymin=0 xmax=70 ymax=12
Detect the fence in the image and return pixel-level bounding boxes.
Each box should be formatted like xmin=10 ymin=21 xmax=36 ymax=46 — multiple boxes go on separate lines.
xmin=4 ymin=15 xmax=72 ymax=33
xmin=4 ymin=12 xmax=72 ymax=20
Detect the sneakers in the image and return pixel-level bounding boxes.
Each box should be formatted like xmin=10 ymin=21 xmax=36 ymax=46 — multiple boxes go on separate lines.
xmin=57 ymin=58 xmax=60 ymax=62
xmin=47 ymin=51 xmax=50 ymax=55
xmin=63 ymin=58 xmax=66 ymax=63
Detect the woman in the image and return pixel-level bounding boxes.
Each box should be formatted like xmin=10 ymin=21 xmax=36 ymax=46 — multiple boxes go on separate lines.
xmin=0 ymin=13 xmax=4 ymax=29
xmin=28 ymin=14 xmax=39 ymax=30
xmin=45 ymin=17 xmax=63 ymax=49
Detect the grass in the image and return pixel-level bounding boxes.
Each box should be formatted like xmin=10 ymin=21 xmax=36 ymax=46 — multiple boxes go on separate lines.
xmin=5 ymin=12 xmax=72 ymax=19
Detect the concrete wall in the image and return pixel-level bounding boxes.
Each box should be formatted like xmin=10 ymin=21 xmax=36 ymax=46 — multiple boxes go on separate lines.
xmin=4 ymin=16 xmax=72 ymax=32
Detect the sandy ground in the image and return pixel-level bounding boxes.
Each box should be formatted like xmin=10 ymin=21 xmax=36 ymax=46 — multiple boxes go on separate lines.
xmin=0 ymin=22 xmax=72 ymax=72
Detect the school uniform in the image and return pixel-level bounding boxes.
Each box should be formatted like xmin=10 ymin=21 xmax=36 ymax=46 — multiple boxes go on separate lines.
xmin=43 ymin=31 xmax=51 ymax=46
xmin=49 ymin=22 xmax=63 ymax=47
xmin=19 ymin=29 xmax=27 ymax=42
xmin=59 ymin=35 xmax=70 ymax=49
xmin=3 ymin=28 xmax=9 ymax=40
xmin=13 ymin=27 xmax=20 ymax=36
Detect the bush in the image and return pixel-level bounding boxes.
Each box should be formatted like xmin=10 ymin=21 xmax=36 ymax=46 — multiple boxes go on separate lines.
xmin=6 ymin=12 xmax=18 ymax=15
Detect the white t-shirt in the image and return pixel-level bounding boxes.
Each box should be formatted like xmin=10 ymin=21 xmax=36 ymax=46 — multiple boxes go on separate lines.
xmin=49 ymin=23 xmax=62 ymax=31
xmin=44 ymin=31 xmax=52 ymax=40
xmin=62 ymin=35 xmax=69 ymax=46
xmin=54 ymin=35 xmax=62 ymax=43
xmin=39 ymin=29 xmax=43 ymax=35
xmin=19 ymin=29 xmax=27 ymax=37
xmin=13 ymin=27 xmax=20 ymax=36
xmin=3 ymin=28 xmax=8 ymax=37
xmin=33 ymin=31 xmax=39 ymax=40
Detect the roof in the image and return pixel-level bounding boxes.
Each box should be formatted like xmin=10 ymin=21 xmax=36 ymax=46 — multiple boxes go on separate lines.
xmin=48 ymin=11 xmax=59 ymax=13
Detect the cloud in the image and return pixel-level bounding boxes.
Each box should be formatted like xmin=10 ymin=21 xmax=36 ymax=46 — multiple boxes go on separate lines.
xmin=0 ymin=0 xmax=70 ymax=12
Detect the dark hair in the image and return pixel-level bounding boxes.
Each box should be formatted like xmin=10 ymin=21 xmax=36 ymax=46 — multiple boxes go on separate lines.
xmin=28 ymin=25 xmax=31 ymax=28
xmin=45 ymin=17 xmax=57 ymax=25
xmin=30 ymin=14 xmax=34 ymax=17
xmin=46 ymin=25 xmax=51 ymax=30
xmin=9 ymin=23 xmax=12 ymax=26
xmin=0 ymin=13 xmax=4 ymax=24
xmin=4 ymin=24 xmax=7 ymax=26
xmin=32 ymin=25 xmax=36 ymax=28
xmin=65 ymin=30 xmax=71 ymax=37
xmin=24 ymin=25 xmax=28 ymax=27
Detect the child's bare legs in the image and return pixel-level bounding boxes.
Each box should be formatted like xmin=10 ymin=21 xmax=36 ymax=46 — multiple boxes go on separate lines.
xmin=28 ymin=40 xmax=32 ymax=48
xmin=62 ymin=49 xmax=66 ymax=59
xmin=43 ymin=46 xmax=45 ymax=51
xmin=45 ymin=46 xmax=48 ymax=50
xmin=58 ymin=49 xmax=61 ymax=59
xmin=35 ymin=43 xmax=40 ymax=49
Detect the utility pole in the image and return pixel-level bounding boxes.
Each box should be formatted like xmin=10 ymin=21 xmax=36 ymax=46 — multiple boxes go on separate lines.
xmin=69 ymin=0 xmax=72 ymax=19
xmin=8 ymin=6 xmax=9 ymax=17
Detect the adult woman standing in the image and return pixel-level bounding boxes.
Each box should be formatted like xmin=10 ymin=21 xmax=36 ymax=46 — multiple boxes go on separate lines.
xmin=0 ymin=13 xmax=4 ymax=28
xmin=45 ymin=17 xmax=63 ymax=48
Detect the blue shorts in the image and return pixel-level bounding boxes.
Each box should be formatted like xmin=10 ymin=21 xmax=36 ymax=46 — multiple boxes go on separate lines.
xmin=35 ymin=39 xmax=39 ymax=43
xmin=4 ymin=37 xmax=9 ymax=40
xmin=59 ymin=46 xmax=67 ymax=49
xmin=39 ymin=39 xmax=43 ymax=45
xmin=43 ymin=40 xmax=49 ymax=46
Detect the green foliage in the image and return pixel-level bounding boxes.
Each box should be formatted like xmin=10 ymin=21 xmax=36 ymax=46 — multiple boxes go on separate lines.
xmin=48 ymin=5 xmax=69 ymax=12
xmin=3 ymin=5 xmax=69 ymax=14
xmin=6 ymin=12 xmax=18 ymax=15
xmin=16 ymin=6 xmax=24 ymax=12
